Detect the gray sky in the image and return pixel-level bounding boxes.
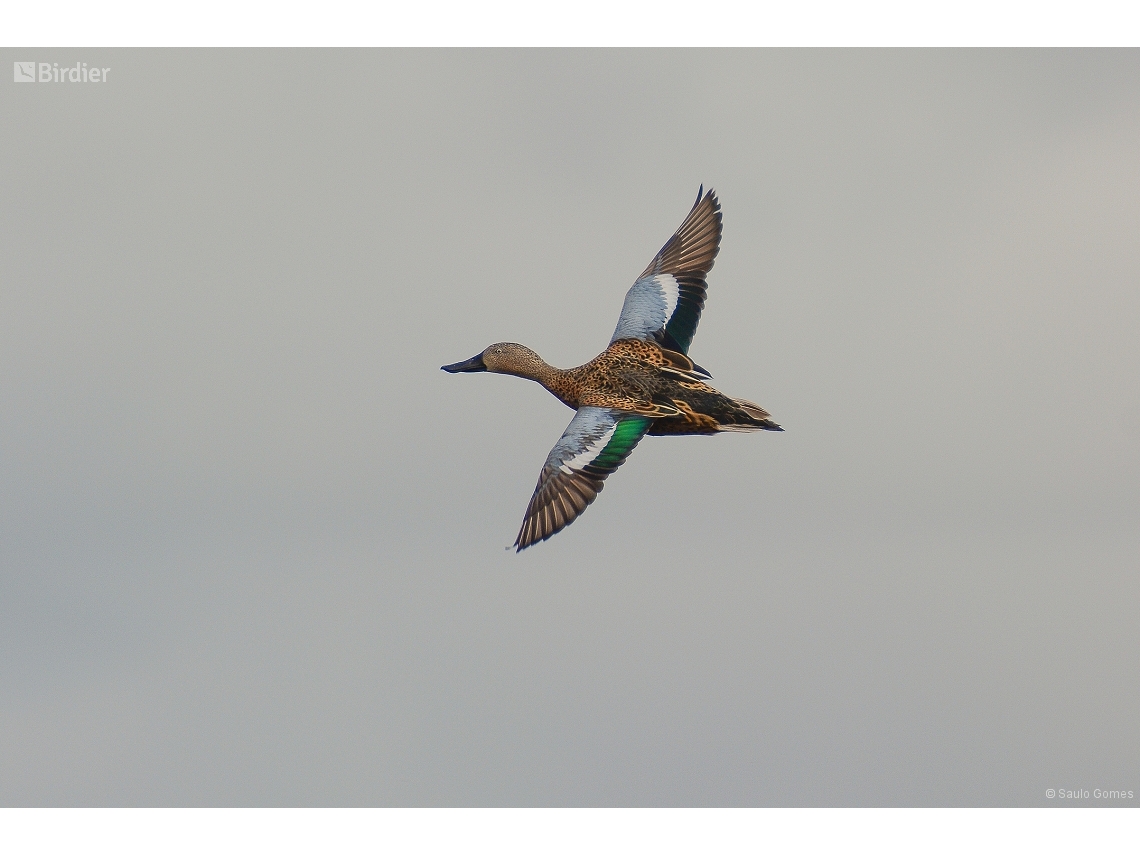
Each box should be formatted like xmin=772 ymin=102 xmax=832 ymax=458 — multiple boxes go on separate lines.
xmin=1 ymin=49 xmax=1138 ymax=806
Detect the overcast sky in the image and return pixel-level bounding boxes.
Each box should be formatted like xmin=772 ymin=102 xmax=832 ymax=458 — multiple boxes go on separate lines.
xmin=2 ymin=49 xmax=1138 ymax=806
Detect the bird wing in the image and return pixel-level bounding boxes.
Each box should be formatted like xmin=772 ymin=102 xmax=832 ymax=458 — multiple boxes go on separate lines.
xmin=515 ymin=407 xmax=651 ymax=551
xmin=609 ymin=187 xmax=722 ymax=355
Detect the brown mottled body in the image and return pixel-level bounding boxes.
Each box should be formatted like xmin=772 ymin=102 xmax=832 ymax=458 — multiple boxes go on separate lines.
xmin=478 ymin=339 xmax=779 ymax=434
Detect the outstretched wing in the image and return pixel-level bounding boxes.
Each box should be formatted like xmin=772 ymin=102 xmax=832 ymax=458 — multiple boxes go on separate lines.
xmin=610 ymin=187 xmax=722 ymax=355
xmin=515 ymin=407 xmax=651 ymax=552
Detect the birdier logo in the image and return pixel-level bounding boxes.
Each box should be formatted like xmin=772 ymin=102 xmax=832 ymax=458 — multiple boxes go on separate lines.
xmin=13 ymin=62 xmax=110 ymax=83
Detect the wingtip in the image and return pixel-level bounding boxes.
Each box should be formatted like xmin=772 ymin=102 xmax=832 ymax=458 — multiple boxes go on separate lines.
xmin=693 ymin=185 xmax=719 ymax=214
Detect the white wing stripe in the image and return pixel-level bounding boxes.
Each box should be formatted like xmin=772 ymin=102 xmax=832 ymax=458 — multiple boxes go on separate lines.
xmin=558 ymin=424 xmax=617 ymax=474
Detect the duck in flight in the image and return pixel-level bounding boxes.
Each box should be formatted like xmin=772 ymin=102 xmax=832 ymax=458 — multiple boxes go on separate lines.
xmin=442 ymin=188 xmax=782 ymax=551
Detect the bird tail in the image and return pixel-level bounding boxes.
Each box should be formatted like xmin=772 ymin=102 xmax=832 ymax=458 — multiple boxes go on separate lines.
xmin=717 ymin=398 xmax=783 ymax=432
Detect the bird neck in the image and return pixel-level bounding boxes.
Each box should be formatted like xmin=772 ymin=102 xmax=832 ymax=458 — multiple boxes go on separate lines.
xmin=519 ymin=361 xmax=580 ymax=409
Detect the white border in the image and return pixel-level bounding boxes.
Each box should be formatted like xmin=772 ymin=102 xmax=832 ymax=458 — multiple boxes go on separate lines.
xmin=1 ymin=808 xmax=1138 ymax=854
xmin=4 ymin=1 xmax=1140 ymax=47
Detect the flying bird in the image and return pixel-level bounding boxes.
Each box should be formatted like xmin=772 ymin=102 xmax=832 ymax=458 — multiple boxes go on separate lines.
xmin=442 ymin=188 xmax=782 ymax=551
